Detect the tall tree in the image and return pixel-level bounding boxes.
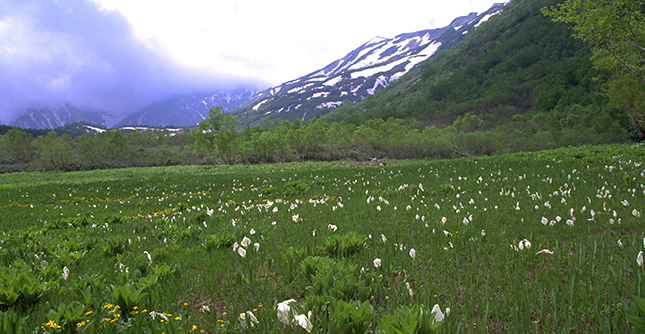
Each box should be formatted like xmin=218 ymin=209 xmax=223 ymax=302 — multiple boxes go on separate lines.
xmin=543 ymin=0 xmax=645 ymax=139
xmin=193 ymin=106 xmax=239 ymax=164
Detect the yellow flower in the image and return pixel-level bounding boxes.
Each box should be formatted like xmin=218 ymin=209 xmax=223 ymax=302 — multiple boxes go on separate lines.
xmin=175 ymin=316 xmax=181 ymax=320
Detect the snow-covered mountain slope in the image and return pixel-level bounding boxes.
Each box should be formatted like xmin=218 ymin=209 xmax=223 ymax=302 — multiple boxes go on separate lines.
xmin=115 ymin=89 xmax=257 ymax=127
xmin=232 ymin=3 xmax=506 ymax=126
xmin=11 ymin=104 xmax=113 ymax=129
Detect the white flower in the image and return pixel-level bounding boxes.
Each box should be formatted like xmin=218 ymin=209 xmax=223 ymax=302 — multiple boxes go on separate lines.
xmin=632 ymin=209 xmax=640 ymax=217
xmin=276 ymin=299 xmax=295 ymax=325
xmin=239 ymin=311 xmax=258 ymax=328
xmin=541 ymin=217 xmax=548 ymax=225
xmin=377 ymin=205 xmax=381 ymax=211
xmin=254 ymin=243 xmax=260 ymax=251
xmin=233 ymin=242 xmax=239 ymax=252
xmin=201 ymin=305 xmax=210 ymax=312
xmin=294 ymin=311 xmax=313 ymax=332
xmin=150 ymin=311 xmax=168 ymax=321
xmin=328 ymin=224 xmax=337 ymax=232
xmin=409 ymin=248 xmax=416 ymax=260
xmin=62 ymin=266 xmax=69 ymax=280
xmin=566 ymin=219 xmax=574 ymax=227
xmin=481 ymin=229 xmax=486 ymax=237
xmin=241 ymin=236 xmax=251 ymax=247
xmin=463 ymin=217 xmax=469 ymax=225
xmin=238 ymin=247 xmax=247 ymax=258
xmin=292 ymin=214 xmax=300 ymax=222
xmin=441 ymin=217 xmax=447 ymax=225
xmin=405 ymin=282 xmax=413 ymax=297
xmin=206 ymin=209 xmax=214 ymax=216
xmin=638 ymin=251 xmax=644 ymax=267
xmin=517 ymin=239 xmax=532 ymax=250
xmin=431 ymin=304 xmax=445 ymax=322
xmin=381 ymin=234 xmax=387 ymax=243
xmin=249 ymin=228 xmax=256 ymax=235
xmin=273 ymin=207 xmax=278 ymax=213
xmin=373 ymin=258 xmax=382 ymax=268
xmin=143 ymin=251 xmax=152 ymax=263
xmin=536 ymin=249 xmax=554 ymax=255
xmin=618 ymin=239 xmax=623 ymax=248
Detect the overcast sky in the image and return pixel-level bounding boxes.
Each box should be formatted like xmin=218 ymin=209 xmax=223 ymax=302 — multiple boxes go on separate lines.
xmin=0 ymin=0 xmax=505 ymax=123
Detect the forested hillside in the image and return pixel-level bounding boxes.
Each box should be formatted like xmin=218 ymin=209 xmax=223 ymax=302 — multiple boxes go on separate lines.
xmin=322 ymin=0 xmax=632 ymax=140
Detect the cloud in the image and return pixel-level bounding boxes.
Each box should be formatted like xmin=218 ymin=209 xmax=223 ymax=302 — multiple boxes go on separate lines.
xmin=0 ymin=0 xmax=264 ymax=123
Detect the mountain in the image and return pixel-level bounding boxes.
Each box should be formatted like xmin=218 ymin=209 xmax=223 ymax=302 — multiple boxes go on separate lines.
xmin=230 ymin=3 xmax=506 ymax=127
xmin=320 ymin=0 xmax=621 ymax=131
xmin=115 ymin=90 xmax=257 ymax=127
xmin=10 ymin=104 xmax=114 ymax=130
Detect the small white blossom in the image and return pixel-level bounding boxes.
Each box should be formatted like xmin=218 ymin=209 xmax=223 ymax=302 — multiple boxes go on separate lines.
xmin=373 ymin=258 xmax=382 ymax=268
xmin=238 ymin=247 xmax=247 ymax=258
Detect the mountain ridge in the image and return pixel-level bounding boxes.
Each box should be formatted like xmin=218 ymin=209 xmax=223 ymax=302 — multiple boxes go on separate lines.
xmin=229 ymin=3 xmax=506 ymax=127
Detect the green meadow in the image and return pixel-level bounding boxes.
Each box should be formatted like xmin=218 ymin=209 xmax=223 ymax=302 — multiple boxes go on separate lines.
xmin=1 ymin=144 xmax=644 ymax=333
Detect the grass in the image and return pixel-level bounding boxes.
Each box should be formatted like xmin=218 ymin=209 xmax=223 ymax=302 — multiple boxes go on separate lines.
xmin=0 ymin=143 xmax=644 ymax=333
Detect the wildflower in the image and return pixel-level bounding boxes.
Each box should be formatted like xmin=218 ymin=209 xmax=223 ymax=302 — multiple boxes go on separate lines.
xmin=632 ymin=209 xmax=641 ymax=217
xmin=239 ymin=311 xmax=258 ymax=328
xmin=441 ymin=217 xmax=447 ymax=225
xmin=405 ymin=282 xmax=413 ymax=297
xmin=381 ymin=234 xmax=387 ymax=243
xmin=62 ymin=266 xmax=69 ymax=280
xmin=238 ymin=247 xmax=247 ymax=258
xmin=377 ymin=205 xmax=381 ymax=211
xmin=618 ymin=239 xmax=623 ymax=248
xmin=536 ymin=249 xmax=554 ymax=255
xmin=431 ymin=304 xmax=445 ymax=322
xmin=638 ymin=251 xmax=643 ymax=267
xmin=253 ymin=243 xmax=260 ymax=251
xmin=462 ymin=217 xmax=469 ymax=225
xmin=328 ymin=224 xmax=337 ymax=232
xmin=273 ymin=207 xmax=278 ymax=213
xmin=292 ymin=214 xmax=300 ymax=222
xmin=143 ymin=251 xmax=152 ymax=263
xmin=373 ymin=258 xmax=382 ymax=268
xmin=249 ymin=228 xmax=256 ymax=235
xmin=481 ymin=230 xmax=486 ymax=237
xmin=294 ymin=311 xmax=313 ymax=332
xmin=233 ymin=242 xmax=239 ymax=252
xmin=276 ymin=299 xmax=295 ymax=325
xmin=409 ymin=248 xmax=416 ymax=260
xmin=241 ymin=236 xmax=251 ymax=247
xmin=150 ymin=311 xmax=168 ymax=321
xmin=541 ymin=217 xmax=548 ymax=226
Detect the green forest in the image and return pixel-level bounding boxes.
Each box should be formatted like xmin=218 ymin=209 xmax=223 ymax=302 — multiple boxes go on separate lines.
xmin=1 ymin=0 xmax=643 ymax=173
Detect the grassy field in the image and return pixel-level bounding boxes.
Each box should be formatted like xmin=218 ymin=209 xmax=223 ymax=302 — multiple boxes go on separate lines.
xmin=1 ymin=144 xmax=644 ymax=333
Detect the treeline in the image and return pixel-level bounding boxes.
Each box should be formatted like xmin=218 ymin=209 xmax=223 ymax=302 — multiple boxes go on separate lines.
xmin=0 ymin=105 xmax=632 ymax=173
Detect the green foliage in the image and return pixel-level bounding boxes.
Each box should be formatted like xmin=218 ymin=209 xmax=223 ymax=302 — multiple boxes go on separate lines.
xmin=0 ymin=271 xmax=47 ymax=308
xmin=323 ymin=232 xmax=367 ymax=257
xmin=629 ymin=295 xmax=645 ymax=330
xmin=0 ymin=309 xmax=27 ymax=334
xmin=376 ymin=305 xmax=444 ymax=334
xmin=543 ymin=0 xmax=645 ymax=139
xmin=205 ymin=234 xmax=235 ymax=252
xmin=333 ymin=300 xmax=374 ymax=334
